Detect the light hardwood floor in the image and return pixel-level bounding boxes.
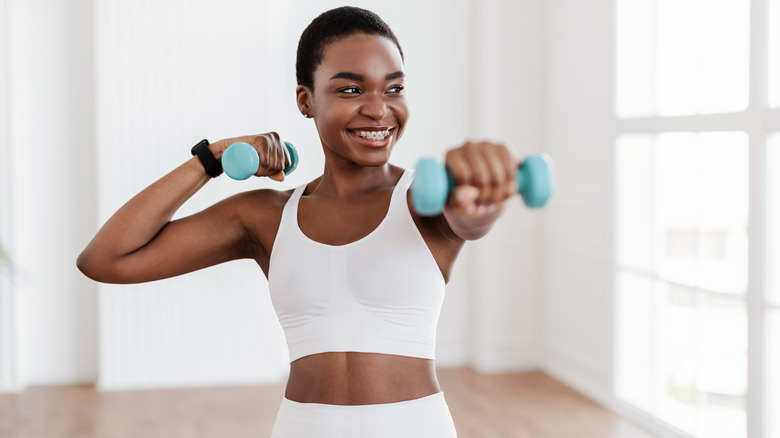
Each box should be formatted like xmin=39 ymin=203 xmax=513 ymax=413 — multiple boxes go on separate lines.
xmin=0 ymin=369 xmax=656 ymax=438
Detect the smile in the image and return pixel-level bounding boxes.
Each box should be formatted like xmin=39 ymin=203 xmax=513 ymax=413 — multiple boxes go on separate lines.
xmin=352 ymin=129 xmax=392 ymax=141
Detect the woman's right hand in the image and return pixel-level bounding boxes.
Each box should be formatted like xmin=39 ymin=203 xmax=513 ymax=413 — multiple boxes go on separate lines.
xmin=213 ymin=132 xmax=291 ymax=181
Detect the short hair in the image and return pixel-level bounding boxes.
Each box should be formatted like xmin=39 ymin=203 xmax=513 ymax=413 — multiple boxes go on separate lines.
xmin=296 ymin=6 xmax=404 ymax=90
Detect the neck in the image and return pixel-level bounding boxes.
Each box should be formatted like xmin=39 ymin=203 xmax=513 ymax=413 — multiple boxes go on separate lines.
xmin=311 ymin=161 xmax=399 ymax=198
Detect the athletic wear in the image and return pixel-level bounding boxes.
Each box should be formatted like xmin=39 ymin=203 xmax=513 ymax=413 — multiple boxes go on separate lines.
xmin=268 ymin=169 xmax=445 ymax=362
xmin=270 ymin=392 xmax=458 ymax=437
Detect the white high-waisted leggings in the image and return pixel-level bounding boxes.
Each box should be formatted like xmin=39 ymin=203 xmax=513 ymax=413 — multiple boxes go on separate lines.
xmin=270 ymin=392 xmax=458 ymax=437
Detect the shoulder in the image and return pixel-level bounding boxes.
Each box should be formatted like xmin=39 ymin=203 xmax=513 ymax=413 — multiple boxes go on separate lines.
xmin=229 ymin=186 xmax=295 ymax=207
xmin=225 ymin=187 xmax=296 ymax=223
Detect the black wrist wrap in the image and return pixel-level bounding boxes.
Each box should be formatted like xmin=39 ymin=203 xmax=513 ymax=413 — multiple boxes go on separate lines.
xmin=191 ymin=139 xmax=223 ymax=178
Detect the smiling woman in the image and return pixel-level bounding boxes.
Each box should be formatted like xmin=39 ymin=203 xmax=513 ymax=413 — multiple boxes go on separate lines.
xmin=77 ymin=6 xmax=520 ymax=437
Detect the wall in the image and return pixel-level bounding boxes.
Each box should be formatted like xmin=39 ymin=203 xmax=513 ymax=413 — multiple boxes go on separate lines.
xmin=542 ymin=0 xmax=616 ymax=405
xmin=2 ymin=0 xmax=548 ymax=390
xmin=4 ymin=0 xmax=98 ymax=389
xmin=464 ymin=0 xmax=545 ymax=372
xmin=0 ymin=0 xmax=17 ymax=392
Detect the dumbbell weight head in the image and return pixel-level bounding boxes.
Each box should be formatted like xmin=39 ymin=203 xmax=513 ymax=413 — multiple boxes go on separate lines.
xmin=517 ymin=153 xmax=555 ymax=208
xmin=411 ymin=158 xmax=451 ymax=216
xmin=222 ymin=141 xmax=298 ymax=180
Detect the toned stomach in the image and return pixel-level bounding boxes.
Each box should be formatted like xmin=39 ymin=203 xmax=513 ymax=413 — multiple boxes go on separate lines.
xmin=285 ymin=352 xmax=441 ymax=405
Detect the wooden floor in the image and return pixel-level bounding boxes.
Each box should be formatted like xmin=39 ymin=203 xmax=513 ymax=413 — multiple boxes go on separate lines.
xmin=0 ymin=369 xmax=656 ymax=438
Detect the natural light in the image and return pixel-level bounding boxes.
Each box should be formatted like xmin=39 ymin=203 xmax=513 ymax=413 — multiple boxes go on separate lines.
xmin=614 ymin=0 xmax=756 ymax=435
xmin=768 ymin=133 xmax=780 ymax=438
xmin=616 ymin=0 xmax=749 ymax=118
xmin=615 ymin=133 xmax=748 ymax=437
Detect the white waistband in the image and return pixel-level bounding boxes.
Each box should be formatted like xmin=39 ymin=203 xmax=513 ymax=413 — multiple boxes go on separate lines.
xmin=271 ymin=392 xmax=457 ymax=437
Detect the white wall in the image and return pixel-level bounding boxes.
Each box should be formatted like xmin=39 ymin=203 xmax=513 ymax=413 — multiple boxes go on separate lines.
xmin=463 ymin=0 xmax=546 ymax=372
xmin=2 ymin=0 xmax=550 ymax=391
xmin=542 ymin=0 xmax=617 ymax=405
xmin=0 ymin=0 xmax=18 ymax=392
xmin=4 ymin=0 xmax=98 ymax=389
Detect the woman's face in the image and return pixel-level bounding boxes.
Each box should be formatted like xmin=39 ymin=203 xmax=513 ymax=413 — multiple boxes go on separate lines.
xmin=299 ymin=33 xmax=408 ymax=168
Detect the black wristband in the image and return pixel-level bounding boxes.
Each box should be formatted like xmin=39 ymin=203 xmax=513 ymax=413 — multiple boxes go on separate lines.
xmin=191 ymin=139 xmax=223 ymax=178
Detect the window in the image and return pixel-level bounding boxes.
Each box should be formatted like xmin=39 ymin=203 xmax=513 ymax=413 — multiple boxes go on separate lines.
xmin=613 ymin=0 xmax=779 ymax=436
xmin=616 ymin=0 xmax=749 ymax=118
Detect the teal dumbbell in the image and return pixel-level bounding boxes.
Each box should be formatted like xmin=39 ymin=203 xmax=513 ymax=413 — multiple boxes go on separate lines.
xmin=411 ymin=153 xmax=555 ymax=216
xmin=221 ymin=141 xmax=299 ymax=180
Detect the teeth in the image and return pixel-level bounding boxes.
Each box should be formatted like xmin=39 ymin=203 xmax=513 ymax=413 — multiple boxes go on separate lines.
xmin=355 ymin=129 xmax=391 ymax=141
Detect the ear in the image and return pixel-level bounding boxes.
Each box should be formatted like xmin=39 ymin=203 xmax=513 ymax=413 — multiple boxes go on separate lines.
xmin=296 ymin=85 xmax=313 ymax=118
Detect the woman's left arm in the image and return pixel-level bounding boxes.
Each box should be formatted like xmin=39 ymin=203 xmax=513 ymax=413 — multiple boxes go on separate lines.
xmin=441 ymin=141 xmax=517 ymax=241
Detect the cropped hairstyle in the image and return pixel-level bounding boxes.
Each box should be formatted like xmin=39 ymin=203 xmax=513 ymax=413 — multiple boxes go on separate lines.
xmin=296 ymin=6 xmax=404 ymax=90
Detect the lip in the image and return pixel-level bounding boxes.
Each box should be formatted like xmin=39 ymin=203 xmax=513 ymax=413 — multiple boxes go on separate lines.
xmin=346 ymin=127 xmax=395 ymax=148
xmin=347 ymin=126 xmax=393 ymax=132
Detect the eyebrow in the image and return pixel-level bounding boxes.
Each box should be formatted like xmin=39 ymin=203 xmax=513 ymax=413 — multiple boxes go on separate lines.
xmin=329 ymin=71 xmax=405 ymax=81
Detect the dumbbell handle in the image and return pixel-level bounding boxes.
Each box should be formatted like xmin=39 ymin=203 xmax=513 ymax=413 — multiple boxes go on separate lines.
xmin=222 ymin=141 xmax=299 ymax=180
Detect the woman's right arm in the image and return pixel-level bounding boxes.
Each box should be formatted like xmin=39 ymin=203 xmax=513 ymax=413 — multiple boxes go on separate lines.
xmin=77 ymin=133 xmax=289 ymax=284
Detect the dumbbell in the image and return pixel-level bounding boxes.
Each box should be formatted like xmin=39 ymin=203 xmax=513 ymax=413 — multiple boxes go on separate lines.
xmin=221 ymin=141 xmax=299 ymax=180
xmin=411 ymin=153 xmax=555 ymax=216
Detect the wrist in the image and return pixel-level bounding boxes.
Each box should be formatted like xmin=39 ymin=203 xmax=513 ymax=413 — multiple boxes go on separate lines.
xmin=190 ymin=139 xmax=223 ymax=178
xmin=208 ymin=139 xmax=230 ymax=161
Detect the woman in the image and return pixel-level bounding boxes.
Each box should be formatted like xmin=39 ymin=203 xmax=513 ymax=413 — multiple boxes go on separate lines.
xmin=78 ymin=6 xmax=517 ymax=437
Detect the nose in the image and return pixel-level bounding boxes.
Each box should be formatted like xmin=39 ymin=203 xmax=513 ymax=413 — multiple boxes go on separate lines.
xmin=359 ymin=92 xmax=388 ymax=120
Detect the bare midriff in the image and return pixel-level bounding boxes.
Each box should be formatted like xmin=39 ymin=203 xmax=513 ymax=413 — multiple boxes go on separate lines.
xmin=285 ymin=352 xmax=440 ymax=405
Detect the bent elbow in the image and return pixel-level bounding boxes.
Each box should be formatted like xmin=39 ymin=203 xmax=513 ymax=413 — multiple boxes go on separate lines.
xmin=76 ymin=250 xmax=116 ymax=283
xmin=76 ymin=250 xmax=99 ymax=281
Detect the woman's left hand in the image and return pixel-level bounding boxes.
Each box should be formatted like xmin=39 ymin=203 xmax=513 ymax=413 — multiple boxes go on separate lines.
xmin=443 ymin=141 xmax=517 ymax=218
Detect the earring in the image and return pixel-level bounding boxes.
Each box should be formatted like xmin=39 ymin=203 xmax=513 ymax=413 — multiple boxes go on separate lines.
xmin=303 ymin=113 xmax=311 ymax=118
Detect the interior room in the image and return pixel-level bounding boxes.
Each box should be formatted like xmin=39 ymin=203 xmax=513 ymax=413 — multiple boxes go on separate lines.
xmin=1 ymin=0 xmax=777 ymax=437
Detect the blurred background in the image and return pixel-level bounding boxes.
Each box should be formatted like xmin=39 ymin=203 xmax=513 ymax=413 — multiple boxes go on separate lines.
xmin=0 ymin=0 xmax=778 ymax=437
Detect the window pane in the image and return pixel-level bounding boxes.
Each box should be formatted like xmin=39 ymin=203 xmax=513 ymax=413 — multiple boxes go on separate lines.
xmin=655 ymin=285 xmax=747 ymax=438
xmin=616 ymin=0 xmax=655 ymax=117
xmin=616 ymin=132 xmax=749 ymax=292
xmin=616 ymin=277 xmax=748 ymax=437
xmin=768 ymin=309 xmax=780 ymax=438
xmin=769 ymin=134 xmax=780 ymax=306
xmin=770 ymin=0 xmax=780 ymax=107
xmin=616 ymin=0 xmax=749 ymax=117
xmin=656 ymin=133 xmax=748 ymax=294
xmin=697 ymin=293 xmax=747 ymax=438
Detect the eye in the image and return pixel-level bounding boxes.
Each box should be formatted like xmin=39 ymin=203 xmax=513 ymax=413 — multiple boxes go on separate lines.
xmin=387 ymin=85 xmax=405 ymax=95
xmin=338 ymin=86 xmax=361 ymax=95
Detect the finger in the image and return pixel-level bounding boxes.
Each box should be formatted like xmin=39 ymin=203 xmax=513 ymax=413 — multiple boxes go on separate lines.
xmin=464 ymin=145 xmax=493 ymax=204
xmin=447 ymin=185 xmax=480 ymax=216
xmin=452 ymin=185 xmax=479 ymax=208
xmin=486 ymin=144 xmax=515 ymax=203
xmin=445 ymin=145 xmax=473 ymax=186
xmin=268 ymin=170 xmax=285 ymax=182
xmin=254 ymin=133 xmax=285 ymax=177
xmin=281 ymin=142 xmax=291 ymax=170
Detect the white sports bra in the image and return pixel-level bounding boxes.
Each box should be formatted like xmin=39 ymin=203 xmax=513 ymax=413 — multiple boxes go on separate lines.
xmin=268 ymin=169 xmax=446 ymax=362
